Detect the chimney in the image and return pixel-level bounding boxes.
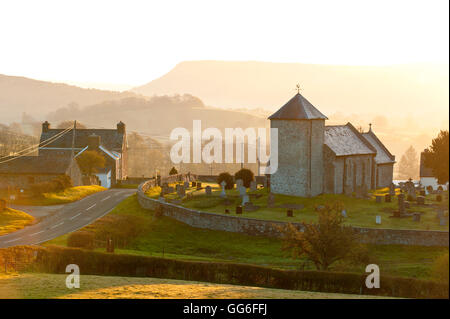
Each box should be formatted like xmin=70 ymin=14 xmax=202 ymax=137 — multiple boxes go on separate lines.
xmin=117 ymin=121 xmax=126 ymax=134
xmin=42 ymin=121 xmax=50 ymax=133
xmin=88 ymin=134 xmax=101 ymax=150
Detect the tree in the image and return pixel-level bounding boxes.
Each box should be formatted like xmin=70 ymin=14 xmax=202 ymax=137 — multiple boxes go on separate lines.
xmin=76 ymin=150 xmax=106 ymax=176
xmin=234 ymin=168 xmax=254 ymax=188
xmin=217 ymin=172 xmax=234 ymax=189
xmin=169 ymin=166 xmax=178 ymax=175
xmin=397 ymin=145 xmax=419 ymax=180
xmin=279 ymin=203 xmax=367 ymax=271
xmin=424 ymin=130 xmax=449 ymax=184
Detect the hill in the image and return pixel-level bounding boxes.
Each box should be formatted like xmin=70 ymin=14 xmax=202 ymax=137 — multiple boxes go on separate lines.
xmin=133 ymin=61 xmax=449 ymax=120
xmin=0 ymin=74 xmax=137 ymax=123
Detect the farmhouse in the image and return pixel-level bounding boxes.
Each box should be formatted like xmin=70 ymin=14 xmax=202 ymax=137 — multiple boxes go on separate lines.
xmin=0 ymin=154 xmax=82 ymax=191
xmin=39 ymin=121 xmax=128 ymax=188
xmin=268 ymin=92 xmax=395 ymax=197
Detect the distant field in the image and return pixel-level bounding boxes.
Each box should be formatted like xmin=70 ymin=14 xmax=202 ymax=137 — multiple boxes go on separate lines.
xmin=0 ymin=273 xmax=392 ymax=299
xmin=2 ymin=185 xmax=106 ymax=206
xmin=0 ymin=208 xmax=34 ymax=235
xmin=45 ymin=195 xmax=449 ymax=280
xmin=149 ymin=183 xmax=449 ymax=231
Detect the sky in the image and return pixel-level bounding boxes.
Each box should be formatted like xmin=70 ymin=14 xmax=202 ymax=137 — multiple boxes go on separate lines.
xmin=0 ymin=0 xmax=448 ymax=90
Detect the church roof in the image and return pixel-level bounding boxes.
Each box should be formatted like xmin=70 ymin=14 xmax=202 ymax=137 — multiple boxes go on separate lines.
xmin=269 ymin=93 xmax=328 ymax=120
xmin=325 ymin=123 xmax=376 ymax=157
xmin=361 ymin=129 xmax=395 ymax=164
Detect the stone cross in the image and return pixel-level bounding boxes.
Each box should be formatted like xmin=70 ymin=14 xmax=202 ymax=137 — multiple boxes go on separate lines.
xmin=238 ymin=185 xmax=246 ymax=197
xmin=250 ymin=181 xmax=257 ymax=191
xmin=220 ymin=181 xmax=227 ymax=198
xmin=235 ymin=179 xmax=243 ymax=189
xmin=205 ymin=185 xmax=212 ymax=195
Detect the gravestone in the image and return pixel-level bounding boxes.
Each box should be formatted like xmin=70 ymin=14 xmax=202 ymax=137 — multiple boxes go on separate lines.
xmin=235 ymin=179 xmax=243 ymax=189
xmin=225 ymin=209 xmax=230 ymax=214
xmin=205 ymin=185 xmax=212 ymax=195
xmin=416 ymin=196 xmax=425 ymax=205
xmin=236 ymin=206 xmax=243 ymax=214
xmin=376 ymin=215 xmax=381 ymax=224
xmin=177 ymin=185 xmax=185 ymax=197
xmin=385 ymin=194 xmax=391 ymax=203
xmin=268 ymin=192 xmax=275 ymax=207
xmin=341 ymin=210 xmax=347 ymax=218
xmin=196 ymin=182 xmax=202 ymax=190
xmin=184 ymin=181 xmax=190 ymax=189
xmin=244 ymin=201 xmax=259 ymax=212
xmin=389 ymin=183 xmax=396 ymax=196
xmin=404 ymin=179 xmax=416 ymax=200
xmin=375 ymin=195 xmax=382 ymax=203
xmin=220 ymin=181 xmax=227 ymax=198
xmin=191 ymin=181 xmax=196 ymax=187
xmin=242 ymin=194 xmax=249 ymax=206
xmin=238 ymin=186 xmax=247 ymax=197
xmin=287 ymin=209 xmax=293 ymax=217
xmin=413 ymin=213 xmax=421 ymax=222
xmin=168 ymin=186 xmax=174 ymax=193
xmin=250 ymin=181 xmax=257 ymax=191
xmin=398 ymin=194 xmax=406 ymax=215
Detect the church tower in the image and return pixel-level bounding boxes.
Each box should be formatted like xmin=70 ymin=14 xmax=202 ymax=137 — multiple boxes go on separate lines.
xmin=268 ymin=92 xmax=327 ymax=197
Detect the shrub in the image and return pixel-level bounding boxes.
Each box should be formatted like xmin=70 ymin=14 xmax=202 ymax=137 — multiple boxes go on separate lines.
xmin=432 ymin=253 xmax=449 ymax=285
xmin=30 ymin=175 xmax=73 ymax=197
xmin=67 ymin=231 xmax=94 ymax=249
xmin=217 ymin=172 xmax=234 ymax=189
xmin=234 ymin=168 xmax=254 ymax=188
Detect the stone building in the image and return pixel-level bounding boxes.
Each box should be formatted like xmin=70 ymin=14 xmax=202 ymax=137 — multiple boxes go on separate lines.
xmin=268 ymin=93 xmax=395 ymax=197
xmin=39 ymin=121 xmax=128 ymax=187
xmin=0 ymin=154 xmax=82 ymax=190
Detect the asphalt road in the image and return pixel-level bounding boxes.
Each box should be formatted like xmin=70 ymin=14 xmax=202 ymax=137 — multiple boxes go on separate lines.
xmin=0 ymin=189 xmax=136 ymax=248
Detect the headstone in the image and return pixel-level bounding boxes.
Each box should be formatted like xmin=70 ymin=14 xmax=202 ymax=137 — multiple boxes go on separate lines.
xmin=376 ymin=215 xmax=381 ymax=224
xmin=416 ymin=196 xmax=425 ymax=205
xmin=398 ymin=194 xmax=405 ymax=215
xmin=242 ymin=194 xmax=249 ymax=206
xmin=205 ymin=185 xmax=212 ymax=195
xmin=413 ymin=213 xmax=421 ymax=222
xmin=405 ymin=179 xmax=416 ymax=200
xmin=225 ymin=209 xmax=230 ymax=214
xmin=235 ymin=179 xmax=243 ymax=189
xmin=268 ymin=192 xmax=275 ymax=207
xmin=196 ymin=182 xmax=202 ymax=190
xmin=341 ymin=210 xmax=347 ymax=218
xmin=184 ymin=181 xmax=190 ymax=189
xmin=177 ymin=185 xmax=185 ymax=197
xmin=191 ymin=181 xmax=196 ymax=187
xmin=389 ymin=183 xmax=396 ymax=196
xmin=220 ymin=181 xmax=227 ymax=198
xmin=238 ymin=186 xmax=246 ymax=197
xmin=385 ymin=194 xmax=391 ymax=203
xmin=236 ymin=206 xmax=243 ymax=214
xmin=287 ymin=209 xmax=293 ymax=217
xmin=250 ymin=181 xmax=257 ymax=191
xmin=375 ymin=195 xmax=382 ymax=203
xmin=168 ymin=186 xmax=174 ymax=193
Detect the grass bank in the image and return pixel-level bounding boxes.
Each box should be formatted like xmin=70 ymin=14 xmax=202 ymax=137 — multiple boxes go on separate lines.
xmin=0 ymin=208 xmax=34 ymax=235
xmin=0 ymin=273 xmax=391 ymax=299
xmin=45 ymin=195 xmax=448 ymax=280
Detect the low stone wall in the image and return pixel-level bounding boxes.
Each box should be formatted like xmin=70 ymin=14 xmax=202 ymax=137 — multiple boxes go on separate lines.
xmin=137 ymin=182 xmax=449 ymax=247
xmin=197 ymin=175 xmax=267 ymax=184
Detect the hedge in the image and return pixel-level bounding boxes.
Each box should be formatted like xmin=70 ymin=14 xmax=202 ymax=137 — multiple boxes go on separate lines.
xmin=1 ymin=245 xmax=447 ymax=299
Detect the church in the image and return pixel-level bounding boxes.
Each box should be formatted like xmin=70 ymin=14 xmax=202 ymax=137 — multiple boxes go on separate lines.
xmin=268 ymin=92 xmax=395 ymax=197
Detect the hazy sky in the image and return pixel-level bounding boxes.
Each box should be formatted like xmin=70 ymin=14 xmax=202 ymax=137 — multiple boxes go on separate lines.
xmin=0 ymin=0 xmax=448 ymax=90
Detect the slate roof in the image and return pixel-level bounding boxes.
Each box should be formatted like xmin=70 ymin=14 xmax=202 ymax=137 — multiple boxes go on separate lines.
xmin=40 ymin=129 xmax=125 ymax=151
xmin=324 ymin=123 xmax=376 ymax=157
xmin=361 ymin=130 xmax=395 ymax=164
xmin=0 ymin=155 xmax=74 ymax=174
xmin=269 ymin=93 xmax=328 ymax=120
xmin=420 ymin=151 xmax=434 ymax=177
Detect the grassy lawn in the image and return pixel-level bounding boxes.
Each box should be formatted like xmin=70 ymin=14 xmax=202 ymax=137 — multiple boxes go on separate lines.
xmin=0 ymin=273 xmax=391 ymax=299
xmin=1 ymin=185 xmax=106 ymax=206
xmin=0 ymin=208 xmax=34 ymax=235
xmin=148 ymin=183 xmax=449 ymax=231
xmin=44 ymin=194 xmax=449 ymax=280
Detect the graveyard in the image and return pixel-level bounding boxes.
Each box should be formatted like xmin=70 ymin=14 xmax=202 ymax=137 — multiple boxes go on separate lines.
xmin=147 ymin=181 xmax=449 ymax=231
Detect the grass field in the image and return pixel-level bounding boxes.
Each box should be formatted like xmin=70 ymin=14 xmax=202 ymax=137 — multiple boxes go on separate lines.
xmin=1 ymin=185 xmax=106 ymax=206
xmin=0 ymin=208 xmax=34 ymax=235
xmin=148 ymin=183 xmax=449 ymax=231
xmin=0 ymin=273 xmax=391 ymax=299
xmin=45 ymin=194 xmax=449 ymax=280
